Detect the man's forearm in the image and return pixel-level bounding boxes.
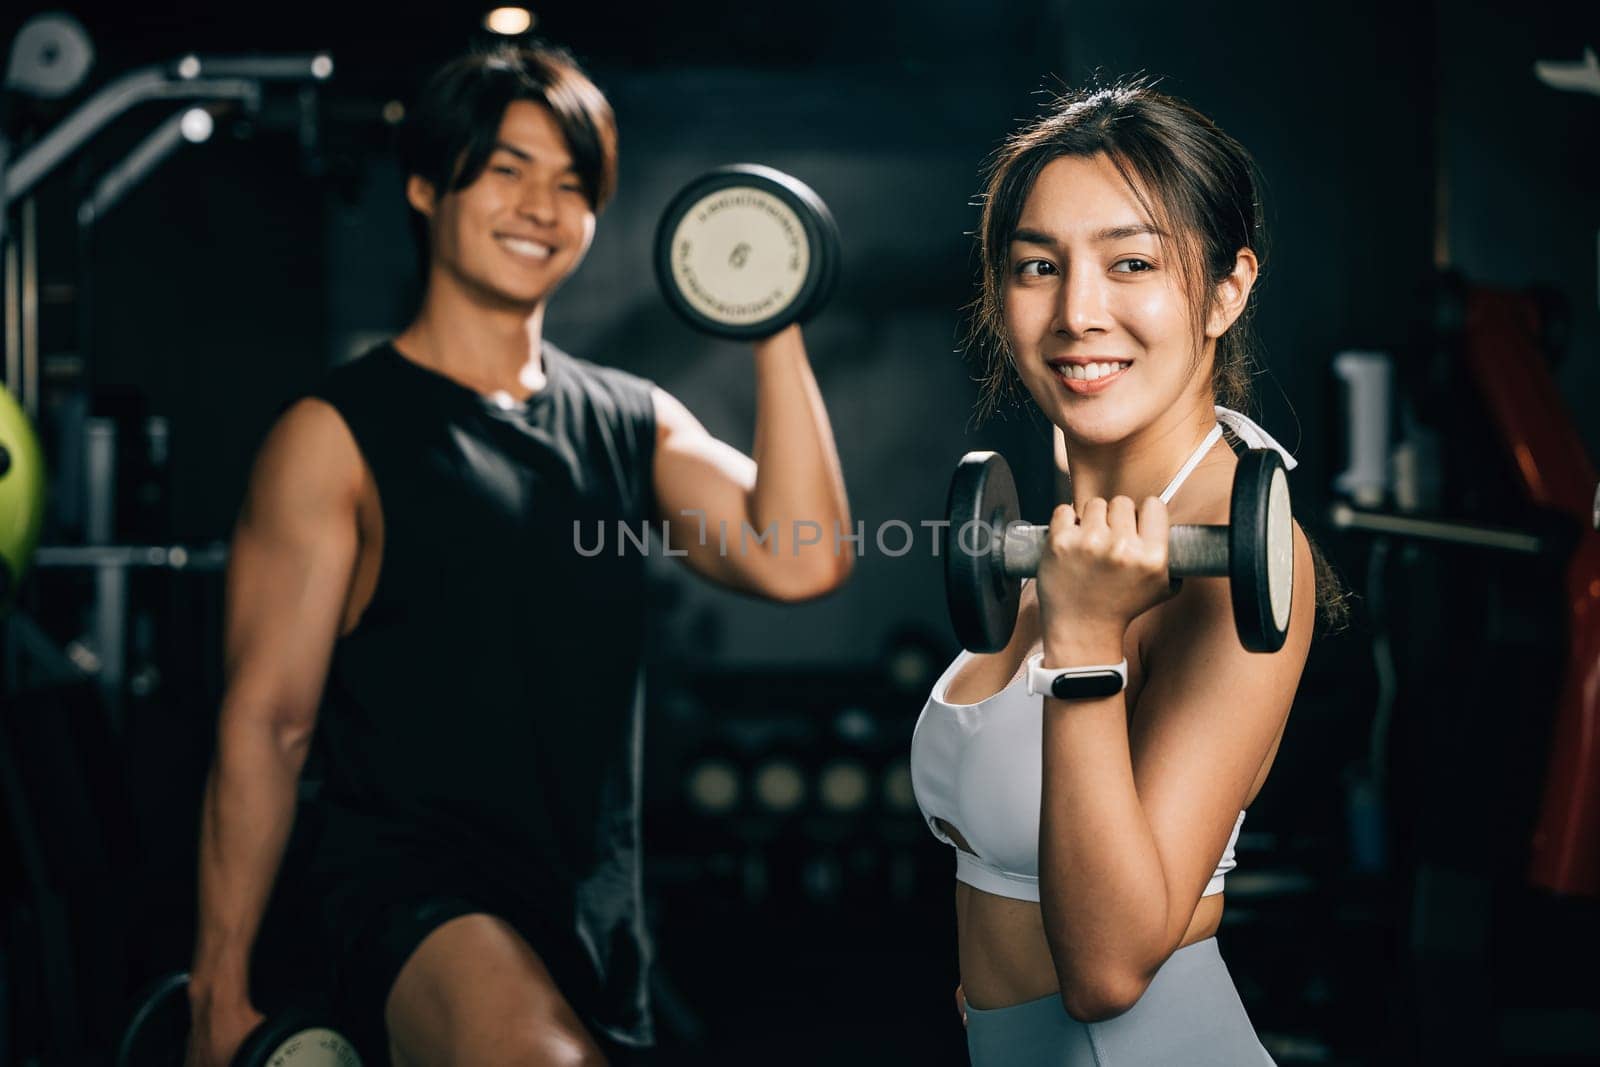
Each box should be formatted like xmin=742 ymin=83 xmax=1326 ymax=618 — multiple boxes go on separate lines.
xmin=189 ymin=712 xmax=306 ymax=1001
xmin=747 ymin=324 xmax=852 ymax=571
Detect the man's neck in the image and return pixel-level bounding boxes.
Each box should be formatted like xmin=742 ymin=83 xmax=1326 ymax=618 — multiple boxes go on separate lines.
xmin=395 ymin=273 xmax=549 ymax=400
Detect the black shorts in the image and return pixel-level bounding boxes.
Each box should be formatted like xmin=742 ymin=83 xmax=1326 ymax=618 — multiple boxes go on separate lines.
xmin=315 ymin=876 xmax=652 ymax=1066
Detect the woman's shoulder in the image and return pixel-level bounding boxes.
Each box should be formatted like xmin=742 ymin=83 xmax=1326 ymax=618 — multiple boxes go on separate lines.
xmin=1144 ymin=447 xmax=1315 ymax=649
xmin=1164 ymin=448 xmax=1236 ymax=527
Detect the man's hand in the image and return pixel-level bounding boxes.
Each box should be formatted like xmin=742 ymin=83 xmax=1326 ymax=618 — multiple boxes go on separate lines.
xmin=185 ymin=987 xmax=265 ymax=1067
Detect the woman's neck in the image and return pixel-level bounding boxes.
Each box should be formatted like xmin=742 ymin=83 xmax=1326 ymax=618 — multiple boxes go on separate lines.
xmin=1059 ymin=398 xmax=1220 ymax=509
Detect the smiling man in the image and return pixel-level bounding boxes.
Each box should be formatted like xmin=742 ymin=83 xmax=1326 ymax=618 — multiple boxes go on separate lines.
xmin=184 ymin=44 xmax=852 ymax=1067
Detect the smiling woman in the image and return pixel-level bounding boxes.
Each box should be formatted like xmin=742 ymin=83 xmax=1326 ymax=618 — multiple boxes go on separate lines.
xmin=910 ymin=79 xmax=1346 ymax=1066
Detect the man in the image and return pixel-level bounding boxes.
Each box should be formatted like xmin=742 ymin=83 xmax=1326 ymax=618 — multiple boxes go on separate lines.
xmin=186 ymin=44 xmax=851 ymax=1066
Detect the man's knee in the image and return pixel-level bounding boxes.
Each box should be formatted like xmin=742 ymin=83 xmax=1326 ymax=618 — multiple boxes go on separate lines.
xmin=384 ymin=912 xmax=608 ymax=1067
xmin=392 ymin=1024 xmax=607 ymax=1067
xmin=496 ymin=1026 xmax=609 ymax=1067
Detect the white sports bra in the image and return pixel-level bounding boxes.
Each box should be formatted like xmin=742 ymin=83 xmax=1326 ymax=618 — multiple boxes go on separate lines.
xmin=909 ymin=408 xmax=1296 ymax=903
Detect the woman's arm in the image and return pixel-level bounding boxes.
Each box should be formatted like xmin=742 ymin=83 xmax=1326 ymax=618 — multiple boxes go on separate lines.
xmin=1033 ymin=496 xmax=1315 ymax=1020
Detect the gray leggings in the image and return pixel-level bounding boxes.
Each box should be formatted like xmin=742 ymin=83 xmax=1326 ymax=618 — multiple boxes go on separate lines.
xmin=964 ymin=938 xmax=1275 ymax=1066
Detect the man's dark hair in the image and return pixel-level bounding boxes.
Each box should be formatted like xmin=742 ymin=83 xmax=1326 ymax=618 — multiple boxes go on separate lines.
xmin=397 ymin=43 xmax=618 ymax=260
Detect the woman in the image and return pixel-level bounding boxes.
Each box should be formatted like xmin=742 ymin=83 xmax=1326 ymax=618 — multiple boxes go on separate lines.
xmin=911 ymin=80 xmax=1343 ymax=1065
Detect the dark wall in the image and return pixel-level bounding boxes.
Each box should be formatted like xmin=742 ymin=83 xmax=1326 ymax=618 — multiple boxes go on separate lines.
xmin=1439 ymin=4 xmax=1600 ymax=460
xmin=28 ymin=1 xmax=1596 ymax=668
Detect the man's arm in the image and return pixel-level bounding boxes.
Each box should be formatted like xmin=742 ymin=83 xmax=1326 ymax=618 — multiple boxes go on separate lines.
xmin=186 ymin=399 xmax=362 ymax=1059
xmin=652 ymin=324 xmax=852 ymax=602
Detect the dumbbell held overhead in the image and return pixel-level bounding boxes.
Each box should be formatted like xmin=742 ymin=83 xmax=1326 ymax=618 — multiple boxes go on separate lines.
xmin=945 ymin=449 xmax=1294 ymax=655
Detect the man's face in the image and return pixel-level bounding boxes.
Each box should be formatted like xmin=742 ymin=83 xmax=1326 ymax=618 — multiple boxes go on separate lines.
xmin=412 ymin=100 xmax=598 ymax=309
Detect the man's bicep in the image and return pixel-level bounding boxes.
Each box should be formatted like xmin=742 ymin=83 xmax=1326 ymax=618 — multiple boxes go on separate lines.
xmin=650 ymin=388 xmax=757 ymax=563
xmin=222 ymin=399 xmax=362 ymax=730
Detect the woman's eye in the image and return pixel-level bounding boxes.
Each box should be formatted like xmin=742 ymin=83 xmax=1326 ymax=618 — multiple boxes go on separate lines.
xmin=1015 ymin=259 xmax=1055 ymax=278
xmin=493 ymin=165 xmax=520 ymax=178
xmin=1112 ymin=258 xmax=1155 ymax=273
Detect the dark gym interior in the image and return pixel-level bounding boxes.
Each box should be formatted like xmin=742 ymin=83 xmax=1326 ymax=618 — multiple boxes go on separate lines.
xmin=3 ymin=1 xmax=1599 ymax=1063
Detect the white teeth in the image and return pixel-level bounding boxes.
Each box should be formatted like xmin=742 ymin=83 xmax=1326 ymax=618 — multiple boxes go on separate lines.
xmin=1061 ymin=361 xmax=1128 ymax=382
xmin=499 ymin=237 xmax=552 ymax=259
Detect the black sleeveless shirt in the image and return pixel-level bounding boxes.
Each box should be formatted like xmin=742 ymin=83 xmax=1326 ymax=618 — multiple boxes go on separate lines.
xmin=308 ymin=342 xmax=657 ymax=1045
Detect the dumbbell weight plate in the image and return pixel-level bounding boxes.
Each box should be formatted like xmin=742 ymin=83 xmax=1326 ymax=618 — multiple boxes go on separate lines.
xmin=655 ymin=164 xmax=837 ymax=340
xmin=1229 ymin=449 xmax=1293 ymax=653
xmin=791 ymin=178 xmax=841 ymax=322
xmin=233 ymin=1009 xmax=362 ymax=1067
xmin=945 ymin=451 xmax=1022 ymax=654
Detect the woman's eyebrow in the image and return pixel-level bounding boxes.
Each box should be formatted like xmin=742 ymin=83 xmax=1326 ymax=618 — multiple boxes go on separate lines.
xmin=1009 ymin=227 xmax=1058 ymax=248
xmin=1008 ymin=223 xmax=1162 ymax=247
xmin=1092 ymin=223 xmax=1162 ymax=242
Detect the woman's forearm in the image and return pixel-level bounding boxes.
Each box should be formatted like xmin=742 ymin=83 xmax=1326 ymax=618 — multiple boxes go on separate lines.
xmin=1037 ymin=632 xmax=1172 ymax=1016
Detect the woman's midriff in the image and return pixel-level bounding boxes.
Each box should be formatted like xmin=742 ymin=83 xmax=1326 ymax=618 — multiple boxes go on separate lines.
xmin=952 ymin=875 xmax=1225 ymax=1009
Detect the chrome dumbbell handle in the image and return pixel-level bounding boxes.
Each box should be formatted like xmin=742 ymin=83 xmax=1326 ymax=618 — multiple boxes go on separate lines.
xmin=998 ymin=522 xmax=1232 ymax=579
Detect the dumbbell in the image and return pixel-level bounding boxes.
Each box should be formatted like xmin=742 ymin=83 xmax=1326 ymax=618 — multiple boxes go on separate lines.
xmin=945 ymin=449 xmax=1294 ymax=654
xmin=116 ymin=971 xmax=362 ymax=1067
xmin=654 ymin=164 xmax=840 ymax=339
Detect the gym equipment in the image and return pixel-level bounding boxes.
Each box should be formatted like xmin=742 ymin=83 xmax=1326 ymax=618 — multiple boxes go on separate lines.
xmin=1331 ymin=351 xmax=1393 ymax=508
xmin=0 ymin=385 xmax=44 ymax=608
xmin=5 ymin=52 xmax=332 ymax=210
xmin=32 ymin=543 xmax=228 ymax=571
xmin=1329 ymin=504 xmax=1546 ymax=555
xmin=1453 ymin=284 xmax=1599 ymax=896
xmin=945 ymin=449 xmax=1293 ymax=655
xmin=654 ymin=164 xmax=839 ymax=339
xmin=5 ymin=13 xmax=94 ymax=100
xmin=116 ymin=971 xmax=362 ymax=1067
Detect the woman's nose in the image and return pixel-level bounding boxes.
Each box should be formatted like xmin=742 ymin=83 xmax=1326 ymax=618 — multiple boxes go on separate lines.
xmin=1056 ymin=267 xmax=1110 ymax=336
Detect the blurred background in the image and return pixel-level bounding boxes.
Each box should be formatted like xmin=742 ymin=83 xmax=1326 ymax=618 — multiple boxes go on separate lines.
xmin=2 ymin=0 xmax=1599 ymax=1063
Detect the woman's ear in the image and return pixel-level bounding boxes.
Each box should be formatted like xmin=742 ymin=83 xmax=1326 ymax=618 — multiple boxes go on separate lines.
xmin=1205 ymin=247 xmax=1259 ymax=339
xmin=406 ymin=174 xmax=438 ymax=218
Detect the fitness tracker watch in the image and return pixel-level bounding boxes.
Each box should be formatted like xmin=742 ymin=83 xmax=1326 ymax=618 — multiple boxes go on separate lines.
xmin=1025 ymin=652 xmax=1128 ymax=701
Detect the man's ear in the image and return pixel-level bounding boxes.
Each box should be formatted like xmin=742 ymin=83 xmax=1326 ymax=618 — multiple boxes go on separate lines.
xmin=406 ymin=174 xmax=438 ymax=218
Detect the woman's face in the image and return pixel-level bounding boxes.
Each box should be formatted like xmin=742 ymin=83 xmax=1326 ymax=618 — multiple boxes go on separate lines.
xmin=1002 ymin=153 xmax=1212 ymax=448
